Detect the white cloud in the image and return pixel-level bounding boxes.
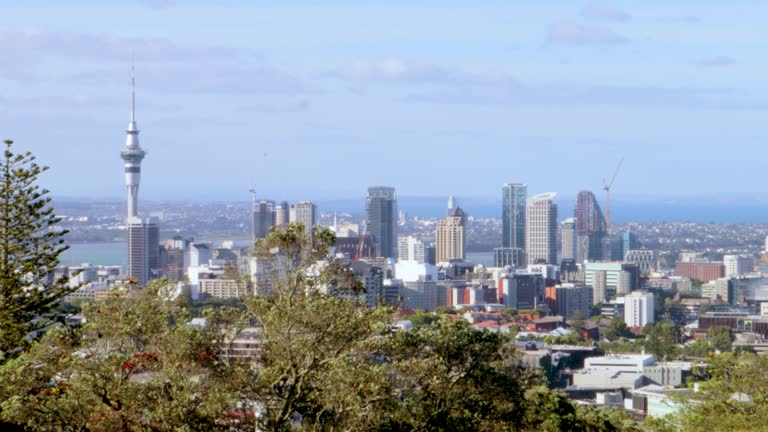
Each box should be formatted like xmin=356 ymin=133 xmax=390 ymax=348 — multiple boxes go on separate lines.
xmin=239 ymin=99 xmax=310 ymax=114
xmin=0 ymin=28 xmax=253 ymax=63
xmin=137 ymin=0 xmax=177 ymax=9
xmin=547 ymin=22 xmax=628 ymax=45
xmin=402 ymin=82 xmax=765 ymax=111
xmin=692 ymin=56 xmax=737 ymax=67
xmin=581 ymin=4 xmax=632 ymax=22
xmin=0 ymin=27 xmax=306 ymax=96
xmin=332 ymin=57 xmax=504 ymax=86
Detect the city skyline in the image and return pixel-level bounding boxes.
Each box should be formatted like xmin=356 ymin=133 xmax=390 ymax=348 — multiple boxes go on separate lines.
xmin=2 ymin=1 xmax=767 ymax=201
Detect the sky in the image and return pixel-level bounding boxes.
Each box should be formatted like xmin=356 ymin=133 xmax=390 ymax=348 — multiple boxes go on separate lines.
xmin=1 ymin=1 xmax=767 ymax=203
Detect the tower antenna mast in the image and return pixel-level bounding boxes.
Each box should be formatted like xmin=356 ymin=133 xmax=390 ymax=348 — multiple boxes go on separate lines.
xmin=602 ymin=157 xmax=624 ymax=235
xmin=249 ymin=186 xmax=257 ymax=242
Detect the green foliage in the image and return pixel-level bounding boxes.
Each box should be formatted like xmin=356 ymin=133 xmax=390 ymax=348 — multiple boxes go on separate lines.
xmin=408 ymin=309 xmax=439 ymax=328
xmin=643 ymin=319 xmax=679 ymax=361
xmin=675 ymin=352 xmax=768 ymax=431
xmin=706 ymin=325 xmax=733 ymax=353
xmin=0 ymin=224 xmax=647 ymax=431
xmin=0 ymin=140 xmax=76 ymax=361
xmin=570 ymin=310 xmax=587 ymax=331
xmin=187 ymin=296 xmax=246 ymax=317
xmin=501 ymin=307 xmax=519 ymax=315
xmin=434 ymin=305 xmax=457 ymax=315
xmin=544 ymin=333 xmax=584 ymax=345
xmin=598 ymin=339 xmax=645 ymax=355
xmin=601 ymin=317 xmax=634 ymax=341
xmin=54 ymin=300 xmax=83 ymax=315
xmin=682 ymin=338 xmax=712 ymax=358
xmin=522 ymin=387 xmax=639 ymax=431
xmin=381 ymin=317 xmax=532 ymax=430
xmin=0 ymin=280 xmax=240 ymax=430
xmin=652 ymin=290 xmax=672 ymax=319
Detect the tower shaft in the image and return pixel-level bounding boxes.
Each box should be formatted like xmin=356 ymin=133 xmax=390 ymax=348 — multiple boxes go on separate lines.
xmin=121 ymin=68 xmax=145 ymax=220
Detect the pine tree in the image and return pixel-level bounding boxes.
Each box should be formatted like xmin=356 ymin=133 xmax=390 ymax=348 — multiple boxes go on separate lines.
xmin=0 ymin=139 xmax=75 ymax=361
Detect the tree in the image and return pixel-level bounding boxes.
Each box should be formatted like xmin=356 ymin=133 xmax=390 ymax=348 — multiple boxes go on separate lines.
xmin=674 ymin=352 xmax=768 ymax=431
xmin=682 ymin=339 xmax=712 ymax=358
xmin=0 ymin=139 xmax=76 ymax=361
xmin=236 ymin=223 xmax=398 ymax=431
xmin=382 ymin=317 xmax=534 ymax=430
xmin=435 ymin=305 xmax=457 ymax=315
xmin=1 ymin=222 xmax=646 ymax=430
xmin=602 ymin=317 xmax=633 ymax=341
xmin=643 ymin=320 xmax=678 ymax=361
xmin=408 ymin=309 xmax=439 ymax=328
xmin=570 ymin=310 xmax=587 ymax=332
xmin=706 ymin=325 xmax=733 ymax=353
xmin=0 ymin=280 xmax=242 ymax=430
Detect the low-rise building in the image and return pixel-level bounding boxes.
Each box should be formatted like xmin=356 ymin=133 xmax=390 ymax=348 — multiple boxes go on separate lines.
xmin=199 ymin=278 xmax=249 ymax=299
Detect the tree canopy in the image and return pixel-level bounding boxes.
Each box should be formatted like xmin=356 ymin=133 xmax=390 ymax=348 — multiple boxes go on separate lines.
xmin=0 ymin=139 xmax=76 ymax=361
xmin=0 ymin=223 xmax=643 ymax=431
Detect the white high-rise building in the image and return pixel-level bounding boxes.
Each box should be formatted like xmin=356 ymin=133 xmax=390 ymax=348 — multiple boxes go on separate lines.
xmin=723 ymin=254 xmax=754 ymax=277
xmin=189 ymin=243 xmax=212 ymax=267
xmin=398 ymin=236 xmax=425 ymax=263
xmin=624 ymin=291 xmax=654 ymax=328
xmin=525 ymin=193 xmax=558 ymax=265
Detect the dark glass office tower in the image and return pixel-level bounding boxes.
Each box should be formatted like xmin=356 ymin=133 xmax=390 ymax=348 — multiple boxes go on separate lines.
xmin=365 ymin=186 xmax=397 ymax=259
xmin=502 ymin=183 xmax=527 ymax=249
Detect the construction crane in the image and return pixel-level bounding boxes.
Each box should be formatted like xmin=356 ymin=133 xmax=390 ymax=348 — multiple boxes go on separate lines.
xmin=249 ymin=186 xmax=257 ymax=241
xmin=602 ymin=157 xmax=624 ymax=235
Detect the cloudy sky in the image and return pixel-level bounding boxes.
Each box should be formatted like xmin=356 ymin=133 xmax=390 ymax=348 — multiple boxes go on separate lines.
xmin=1 ymin=1 xmax=766 ymax=202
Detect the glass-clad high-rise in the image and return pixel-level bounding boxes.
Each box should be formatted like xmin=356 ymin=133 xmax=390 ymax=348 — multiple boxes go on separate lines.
xmin=575 ymin=190 xmax=606 ymax=263
xmin=366 ymin=186 xmax=398 ymax=259
xmin=502 ymin=183 xmax=527 ymax=250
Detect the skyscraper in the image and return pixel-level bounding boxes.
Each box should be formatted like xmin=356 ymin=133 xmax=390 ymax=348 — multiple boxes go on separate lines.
xmin=621 ymin=229 xmax=639 ymax=260
xmin=121 ymin=69 xmax=159 ymax=287
xmin=165 ymin=245 xmax=186 ymax=283
xmin=274 ymin=200 xmax=289 ymax=227
xmin=293 ymin=201 xmax=317 ymax=238
xmin=525 ymin=193 xmax=558 ymax=265
xmin=560 ymin=217 xmax=576 ymax=261
xmin=436 ymin=207 xmax=466 ymax=263
xmin=252 ymin=200 xmax=275 ymax=240
xmin=366 ymin=186 xmax=397 ymax=259
xmin=502 ymin=183 xmax=526 ymax=249
xmin=574 ymin=190 xmax=606 ymax=263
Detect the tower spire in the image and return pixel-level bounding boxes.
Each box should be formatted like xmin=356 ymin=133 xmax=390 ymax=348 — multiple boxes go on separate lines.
xmin=131 ymin=59 xmax=136 ymax=122
xmin=122 ymin=60 xmax=145 ymax=220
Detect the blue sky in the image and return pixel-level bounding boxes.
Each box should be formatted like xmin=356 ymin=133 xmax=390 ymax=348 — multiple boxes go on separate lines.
xmin=1 ymin=1 xmax=766 ymax=202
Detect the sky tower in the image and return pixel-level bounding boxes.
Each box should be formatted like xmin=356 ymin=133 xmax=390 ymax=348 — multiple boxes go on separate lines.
xmin=121 ymin=66 xmax=145 ymax=219
xmin=121 ymin=68 xmax=157 ymax=287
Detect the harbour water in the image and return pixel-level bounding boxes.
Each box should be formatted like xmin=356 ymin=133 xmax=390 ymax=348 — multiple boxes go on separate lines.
xmin=465 ymin=251 xmax=494 ymax=267
xmin=61 ymin=242 xmax=497 ymax=269
xmin=61 ymin=242 xmax=127 ymax=267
